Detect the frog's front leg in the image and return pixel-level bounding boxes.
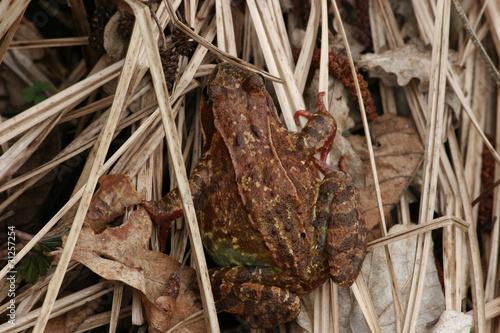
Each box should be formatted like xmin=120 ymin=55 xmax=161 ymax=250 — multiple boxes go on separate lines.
xmin=293 ymin=92 xmax=337 ymax=162
xmin=315 ymin=170 xmax=367 ymax=287
xmin=210 ymin=266 xmax=301 ymax=328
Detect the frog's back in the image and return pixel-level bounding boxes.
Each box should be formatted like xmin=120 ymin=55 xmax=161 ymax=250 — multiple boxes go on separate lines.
xmin=216 ymin=98 xmax=326 ymax=270
xmin=196 ymin=131 xmax=277 ymax=268
xmin=200 ymin=63 xmax=329 ymax=287
xmin=198 ymin=130 xmax=328 ymax=291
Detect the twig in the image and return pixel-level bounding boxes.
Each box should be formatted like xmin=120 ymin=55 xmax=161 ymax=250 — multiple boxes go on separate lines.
xmin=9 ymin=36 xmax=89 ymax=49
xmin=471 ymin=177 xmax=500 ymax=207
xmin=451 ymin=0 xmax=500 ymax=87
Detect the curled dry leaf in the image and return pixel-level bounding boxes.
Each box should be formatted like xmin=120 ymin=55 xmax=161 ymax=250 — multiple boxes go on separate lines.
xmin=347 ymin=114 xmax=424 ymax=230
xmin=56 ymin=175 xmax=204 ymax=332
xmin=103 ymin=12 xmax=130 ymax=63
xmin=60 ymin=209 xmax=204 ymax=332
xmin=357 ymin=44 xmax=460 ymax=92
xmin=84 ymin=174 xmax=142 ymax=233
xmin=357 ymin=44 xmax=430 ymax=89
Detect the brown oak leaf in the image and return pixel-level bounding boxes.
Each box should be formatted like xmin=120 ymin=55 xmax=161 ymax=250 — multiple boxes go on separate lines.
xmin=54 ymin=174 xmax=205 ymax=332
xmin=348 ymin=114 xmax=424 ymax=230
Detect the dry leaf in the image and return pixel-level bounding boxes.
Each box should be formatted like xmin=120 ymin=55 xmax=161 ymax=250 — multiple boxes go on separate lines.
xmin=357 ymin=44 xmax=459 ymax=92
xmin=358 ymin=44 xmax=432 ymax=89
xmin=58 ymin=208 xmax=205 ymax=332
xmin=338 ymin=224 xmax=445 ymax=332
xmin=84 ymin=174 xmax=143 ymax=233
xmin=103 ymin=12 xmax=130 ymax=63
xmin=430 ymin=310 xmax=473 ymax=333
xmin=347 ymin=114 xmax=424 ymax=230
xmin=44 ymin=297 xmax=101 ymax=333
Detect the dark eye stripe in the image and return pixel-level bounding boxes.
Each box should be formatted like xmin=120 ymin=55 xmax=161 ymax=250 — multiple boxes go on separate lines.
xmin=202 ymin=85 xmax=210 ymax=103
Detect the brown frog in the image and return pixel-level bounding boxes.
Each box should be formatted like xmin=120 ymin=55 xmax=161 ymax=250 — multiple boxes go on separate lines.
xmin=142 ymin=63 xmax=367 ymax=328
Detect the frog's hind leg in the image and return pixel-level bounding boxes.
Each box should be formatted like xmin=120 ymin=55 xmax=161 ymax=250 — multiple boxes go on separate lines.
xmin=210 ymin=266 xmax=301 ymax=328
xmin=316 ymin=170 xmax=367 ymax=287
xmin=141 ymin=154 xmax=210 ymax=225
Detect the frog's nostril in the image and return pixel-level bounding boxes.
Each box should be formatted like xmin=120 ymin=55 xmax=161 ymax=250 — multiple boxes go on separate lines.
xmin=251 ymin=124 xmax=261 ymax=138
xmin=300 ymin=232 xmax=306 ymax=238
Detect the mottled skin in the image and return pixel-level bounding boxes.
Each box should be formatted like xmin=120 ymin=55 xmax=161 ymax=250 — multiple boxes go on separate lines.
xmin=142 ymin=63 xmax=367 ymax=328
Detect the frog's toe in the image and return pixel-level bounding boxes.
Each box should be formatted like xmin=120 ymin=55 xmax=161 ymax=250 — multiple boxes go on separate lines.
xmin=214 ymin=281 xmax=301 ymax=328
xmin=140 ymin=196 xmax=182 ymax=225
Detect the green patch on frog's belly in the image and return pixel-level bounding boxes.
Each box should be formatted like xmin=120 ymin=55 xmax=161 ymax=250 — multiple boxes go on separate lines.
xmin=206 ymin=243 xmax=271 ymax=267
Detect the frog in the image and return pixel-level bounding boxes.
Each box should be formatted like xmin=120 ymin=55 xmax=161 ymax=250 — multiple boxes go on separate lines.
xmin=141 ymin=62 xmax=367 ymax=328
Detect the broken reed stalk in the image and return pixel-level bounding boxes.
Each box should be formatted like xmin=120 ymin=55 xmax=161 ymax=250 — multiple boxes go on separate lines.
xmin=8 ymin=37 xmax=90 ymax=49
xmin=369 ymin=0 xmax=491 ymax=329
xmin=32 ymin=18 xmax=146 ymax=330
xmin=331 ymin=0 xmax=403 ymax=331
xmin=449 ymin=130 xmax=486 ymax=331
xmin=0 ymin=0 xmax=30 ymax=63
xmin=451 ymin=0 xmax=500 ymax=87
xmin=0 ymin=280 xmax=113 ymax=332
xmin=293 ymin=0 xmax=319 ymax=93
xmin=484 ymin=112 xmax=500 ymax=307
xmin=403 ymin=2 xmax=453 ymax=333
xmin=125 ymin=2 xmax=219 ymax=332
xmin=246 ymin=0 xmax=302 ymax=131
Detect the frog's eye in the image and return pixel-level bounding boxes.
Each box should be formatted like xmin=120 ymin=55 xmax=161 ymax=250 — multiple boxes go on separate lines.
xmin=243 ymin=73 xmax=265 ymax=92
xmin=202 ymin=85 xmax=211 ymax=103
xmin=256 ymin=73 xmax=265 ymax=84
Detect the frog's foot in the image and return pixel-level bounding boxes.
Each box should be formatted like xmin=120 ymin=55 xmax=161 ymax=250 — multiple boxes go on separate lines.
xmin=141 ymin=154 xmax=210 ymax=225
xmin=293 ymin=92 xmax=337 ymax=162
xmin=315 ymin=170 xmax=367 ymax=287
xmin=338 ymin=156 xmax=347 ymax=172
xmin=312 ymin=156 xmax=348 ymax=178
xmin=141 ymin=193 xmax=184 ymax=252
xmin=140 ymin=189 xmax=183 ymax=225
xmin=210 ymin=267 xmax=301 ymax=328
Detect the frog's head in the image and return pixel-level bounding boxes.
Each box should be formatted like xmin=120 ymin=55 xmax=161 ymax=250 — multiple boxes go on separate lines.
xmin=207 ymin=63 xmax=264 ymax=92
xmin=200 ymin=63 xmax=266 ymax=149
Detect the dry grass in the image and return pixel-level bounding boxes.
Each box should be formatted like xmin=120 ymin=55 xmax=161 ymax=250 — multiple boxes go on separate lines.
xmin=0 ymin=0 xmax=499 ymax=332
